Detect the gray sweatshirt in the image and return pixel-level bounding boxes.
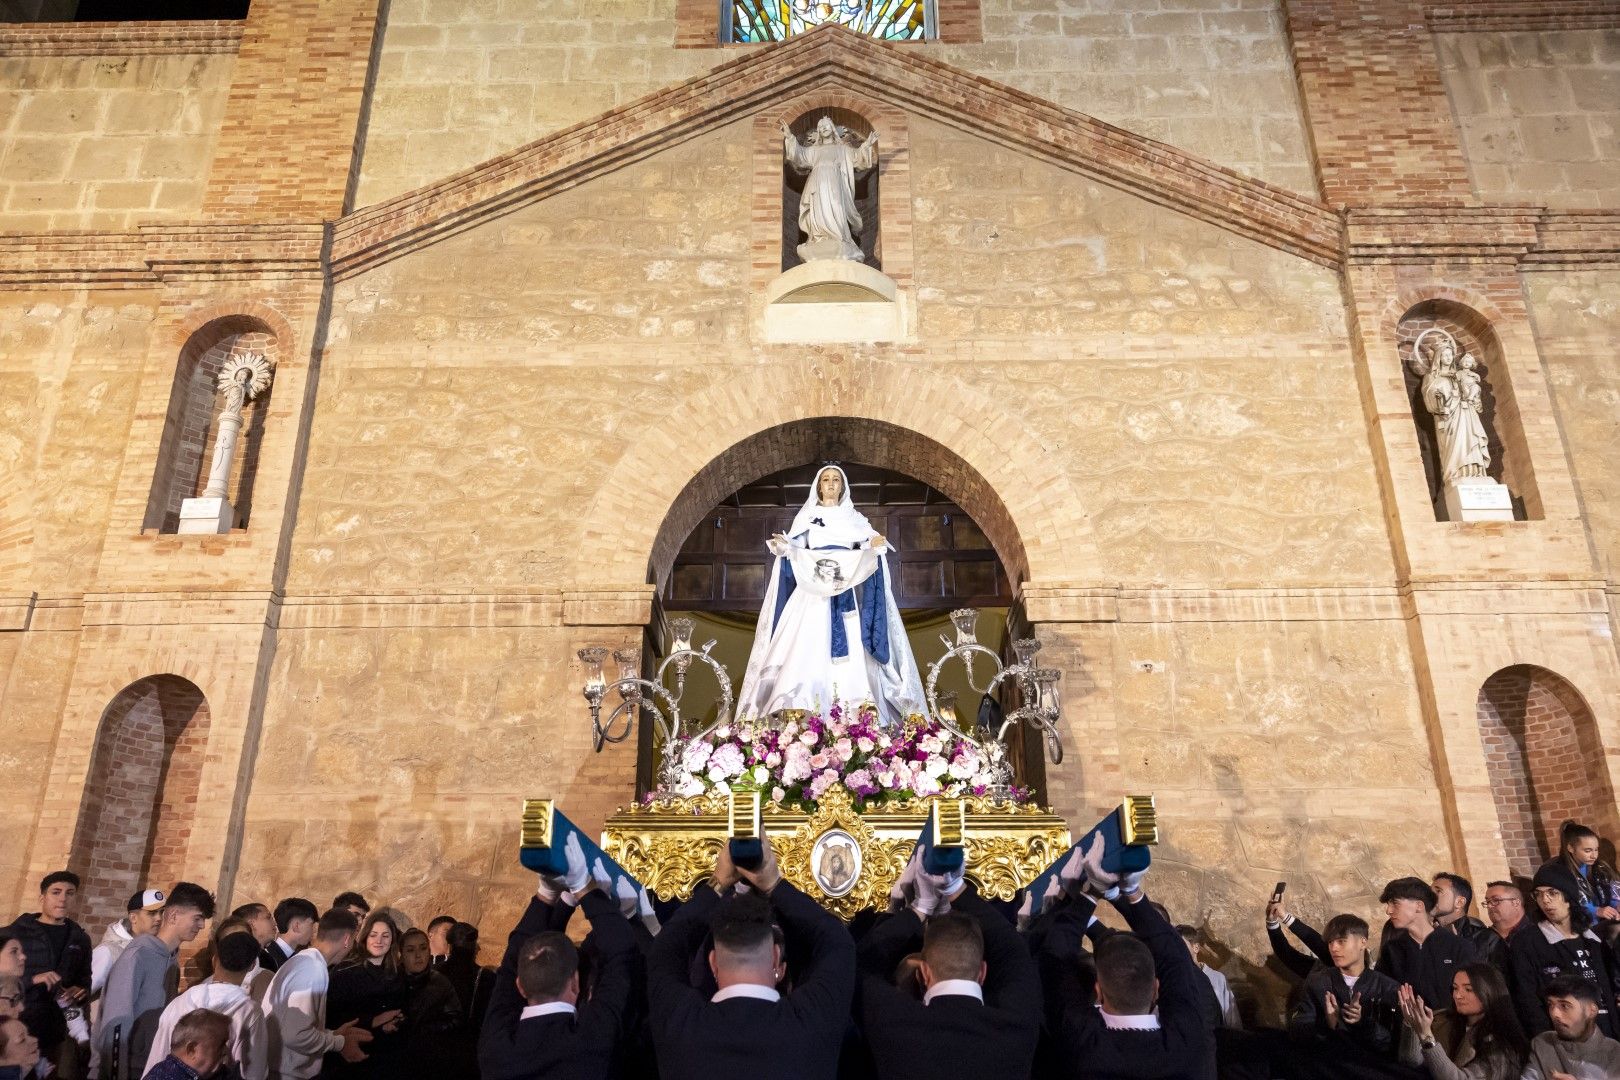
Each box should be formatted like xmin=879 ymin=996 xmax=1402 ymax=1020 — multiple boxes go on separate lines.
xmin=1521 ymin=1028 xmax=1620 ymax=1080
xmin=93 ymin=932 xmax=178 ymax=1078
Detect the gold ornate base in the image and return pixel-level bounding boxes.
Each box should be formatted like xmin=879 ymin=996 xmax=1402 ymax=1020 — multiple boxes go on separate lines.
xmin=601 ymin=784 xmax=1072 ymax=919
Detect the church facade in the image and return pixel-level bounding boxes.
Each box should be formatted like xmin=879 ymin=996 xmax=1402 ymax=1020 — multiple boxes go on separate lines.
xmin=2 ymin=0 xmax=1619 ymax=999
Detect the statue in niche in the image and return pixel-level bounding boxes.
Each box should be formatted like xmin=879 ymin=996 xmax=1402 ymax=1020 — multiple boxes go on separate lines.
xmin=203 ymin=352 xmax=273 ymax=500
xmin=781 ymin=116 xmax=878 ymax=262
xmin=735 ymin=464 xmax=927 ymax=730
xmin=1408 ymin=328 xmax=1491 ymax=485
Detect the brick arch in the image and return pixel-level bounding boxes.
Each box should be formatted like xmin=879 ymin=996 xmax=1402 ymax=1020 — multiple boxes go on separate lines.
xmin=578 ymin=360 xmax=1100 ymax=590
xmin=143 ymin=314 xmax=281 ymax=534
xmin=1476 ymin=665 xmax=1618 ymax=876
xmin=71 ymin=675 xmax=211 ymax=931
xmin=1395 ymin=296 xmax=1539 ymax=520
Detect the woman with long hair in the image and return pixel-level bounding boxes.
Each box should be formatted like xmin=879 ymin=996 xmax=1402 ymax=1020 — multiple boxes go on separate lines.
xmin=1398 ymin=963 xmax=1529 ymax=1080
xmin=1554 ymin=821 xmax=1620 ymax=927
xmin=324 ymin=911 xmax=407 ymax=1077
xmin=1509 ymin=862 xmax=1618 ymax=1038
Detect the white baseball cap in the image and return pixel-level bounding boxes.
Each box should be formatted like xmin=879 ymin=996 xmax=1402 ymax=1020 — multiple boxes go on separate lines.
xmin=127 ymin=889 xmax=166 ymax=913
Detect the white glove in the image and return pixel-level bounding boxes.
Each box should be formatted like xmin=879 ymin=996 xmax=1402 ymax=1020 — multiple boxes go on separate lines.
xmin=591 ymin=856 xmax=614 ymax=895
xmin=637 ymin=888 xmax=661 ymax=936
xmin=1119 ymin=866 xmax=1147 ymax=898
xmin=1076 ymin=833 xmax=1121 ymax=900
xmin=910 ymin=868 xmax=945 ymax=919
xmin=889 ymin=850 xmax=921 ymax=913
xmin=561 ymin=833 xmax=592 ymax=895
xmin=536 ymin=875 xmax=564 ymax=904
xmin=615 ymin=875 xmax=639 ymax=919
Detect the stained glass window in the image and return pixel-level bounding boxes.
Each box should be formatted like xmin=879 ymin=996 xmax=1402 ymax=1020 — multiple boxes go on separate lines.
xmin=726 ymin=0 xmax=933 ymax=43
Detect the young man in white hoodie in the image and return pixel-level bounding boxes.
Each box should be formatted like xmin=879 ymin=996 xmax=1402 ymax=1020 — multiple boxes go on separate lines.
xmin=87 ymin=890 xmax=164 ymax=1077
xmin=142 ymin=932 xmax=266 ymax=1080
xmin=259 ymin=908 xmax=371 ymax=1080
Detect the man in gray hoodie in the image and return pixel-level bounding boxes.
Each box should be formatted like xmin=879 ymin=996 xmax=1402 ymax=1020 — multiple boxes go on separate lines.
xmin=93 ymin=882 xmax=214 ymax=1080
xmin=88 ymin=890 xmax=164 ymax=1077
xmin=1523 ymin=976 xmax=1620 ymax=1080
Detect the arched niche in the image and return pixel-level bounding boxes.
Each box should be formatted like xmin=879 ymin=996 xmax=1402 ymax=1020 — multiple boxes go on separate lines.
xmin=1476 ymin=665 xmax=1616 ymax=875
xmin=639 ymin=418 xmax=1042 ymax=797
xmin=782 ymin=107 xmax=881 ymax=273
xmin=646 ymin=417 xmax=1027 ymax=594
xmin=71 ymin=675 xmax=211 ymax=930
xmin=1396 ymin=298 xmax=1536 ymax=521
xmin=143 ymin=315 xmax=279 ymax=533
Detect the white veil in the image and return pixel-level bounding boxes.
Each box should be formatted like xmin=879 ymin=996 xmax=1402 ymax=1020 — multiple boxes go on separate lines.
xmin=735 ymin=464 xmax=929 ymax=728
xmin=786 ymin=465 xmax=871 ymax=546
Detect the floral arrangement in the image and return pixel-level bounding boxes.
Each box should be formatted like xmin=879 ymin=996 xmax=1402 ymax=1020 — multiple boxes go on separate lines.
xmin=660 ymin=704 xmax=1029 ymax=808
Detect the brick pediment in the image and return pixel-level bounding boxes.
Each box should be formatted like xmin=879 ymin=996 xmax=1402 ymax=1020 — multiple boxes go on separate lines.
xmin=329 ymin=24 xmax=1345 ymax=279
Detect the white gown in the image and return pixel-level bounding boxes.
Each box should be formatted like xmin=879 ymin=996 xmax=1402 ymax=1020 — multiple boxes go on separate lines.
xmin=734 ymin=467 xmax=928 ymax=729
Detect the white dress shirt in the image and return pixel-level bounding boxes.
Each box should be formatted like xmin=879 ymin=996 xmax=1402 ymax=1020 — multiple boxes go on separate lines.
xmin=1098 ymin=1008 xmax=1161 ymax=1031
xmin=923 ymin=978 xmax=984 ymax=1004
xmin=711 ymin=983 xmax=782 ymax=1004
xmin=1200 ymin=963 xmax=1242 ymax=1029
xmin=145 ymin=979 xmax=267 ymax=1080
xmin=261 ymin=948 xmax=344 ymax=1080
xmin=519 ymin=1001 xmax=577 ymax=1020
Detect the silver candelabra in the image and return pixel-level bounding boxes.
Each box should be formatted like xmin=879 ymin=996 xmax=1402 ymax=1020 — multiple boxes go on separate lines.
xmin=577 ymin=616 xmax=734 ymax=795
xmin=578 ymin=607 xmax=1065 ymax=798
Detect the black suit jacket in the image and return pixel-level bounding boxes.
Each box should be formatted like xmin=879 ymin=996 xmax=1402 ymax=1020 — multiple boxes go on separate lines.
xmin=1038 ymin=891 xmax=1215 ymax=1080
xmin=649 ymin=881 xmax=855 ymax=1080
xmin=258 ymin=940 xmax=290 ymax=973
xmin=477 ymin=889 xmax=637 ymax=1080
xmin=857 ymin=888 xmax=1041 ymax=1080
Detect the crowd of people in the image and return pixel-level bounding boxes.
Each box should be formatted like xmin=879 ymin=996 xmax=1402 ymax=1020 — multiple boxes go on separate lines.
xmin=1 ymin=819 xmax=1619 ymax=1079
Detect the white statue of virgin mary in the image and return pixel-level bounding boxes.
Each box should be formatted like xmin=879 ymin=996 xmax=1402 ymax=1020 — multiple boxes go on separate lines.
xmin=735 ymin=465 xmax=927 ymax=729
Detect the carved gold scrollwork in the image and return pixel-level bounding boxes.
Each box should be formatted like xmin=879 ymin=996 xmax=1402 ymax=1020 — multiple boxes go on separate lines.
xmin=601 ymin=783 xmax=1072 ymax=917
xmin=771 ymin=786 xmax=911 ymax=920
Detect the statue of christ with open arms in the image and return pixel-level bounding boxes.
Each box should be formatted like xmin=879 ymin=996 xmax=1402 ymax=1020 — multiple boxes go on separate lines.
xmin=735 ymin=465 xmax=928 ymax=730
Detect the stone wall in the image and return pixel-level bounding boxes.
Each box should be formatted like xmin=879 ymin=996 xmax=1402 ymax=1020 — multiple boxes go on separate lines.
xmin=1437 ymin=30 xmax=1620 ymax=209
xmin=355 ymin=0 xmax=1317 ymax=206
xmin=245 ymin=114 xmax=1399 ymax=957
xmin=1073 ymin=618 xmax=1451 ymax=1021
xmin=0 ymin=289 xmax=158 ymax=904
xmin=1528 ymin=270 xmax=1620 ymax=582
xmin=0 ymin=54 xmax=234 ymax=231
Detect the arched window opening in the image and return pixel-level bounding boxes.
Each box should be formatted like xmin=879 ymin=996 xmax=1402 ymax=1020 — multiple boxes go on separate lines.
xmin=144 ymin=316 xmax=278 ymax=534
xmin=1476 ymin=665 xmax=1616 ymax=876
xmin=72 ymin=675 xmax=211 ymax=931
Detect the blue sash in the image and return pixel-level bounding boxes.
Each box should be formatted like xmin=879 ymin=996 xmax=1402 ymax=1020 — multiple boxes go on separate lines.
xmin=772 ymin=540 xmax=890 ymax=664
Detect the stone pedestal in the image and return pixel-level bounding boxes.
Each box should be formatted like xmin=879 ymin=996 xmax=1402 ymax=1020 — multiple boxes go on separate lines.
xmin=1443 ymin=479 xmax=1514 ymax=522
xmin=178 ymin=496 xmax=235 ymax=534
xmin=762 ymin=259 xmax=906 ymax=344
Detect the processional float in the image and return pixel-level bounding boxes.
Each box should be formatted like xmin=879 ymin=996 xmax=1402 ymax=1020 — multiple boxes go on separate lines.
xmin=520 ymin=609 xmax=1159 ymax=918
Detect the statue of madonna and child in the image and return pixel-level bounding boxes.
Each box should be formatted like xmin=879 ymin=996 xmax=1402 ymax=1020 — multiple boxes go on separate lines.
xmin=734 ymin=465 xmax=928 ymax=730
